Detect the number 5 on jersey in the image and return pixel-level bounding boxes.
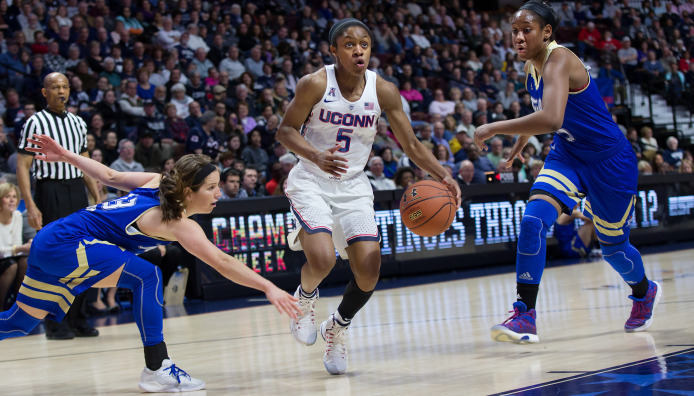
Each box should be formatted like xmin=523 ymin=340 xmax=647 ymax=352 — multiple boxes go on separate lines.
xmin=336 ymin=128 xmax=352 ymax=153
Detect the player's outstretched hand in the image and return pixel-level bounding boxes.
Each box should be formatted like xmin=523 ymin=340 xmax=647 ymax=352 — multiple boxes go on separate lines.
xmin=25 ymin=134 xmax=70 ymax=163
xmin=441 ymin=174 xmax=462 ymax=208
xmin=473 ymin=125 xmax=494 ymax=151
xmin=505 ymin=136 xmax=529 ymax=169
xmin=314 ymin=144 xmax=348 ymax=177
xmin=265 ymin=286 xmax=301 ymax=320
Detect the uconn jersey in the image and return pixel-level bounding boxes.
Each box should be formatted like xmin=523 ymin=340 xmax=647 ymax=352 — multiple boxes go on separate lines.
xmin=526 ymin=41 xmax=626 ymax=160
xmin=75 ymin=187 xmax=171 ymax=254
xmin=299 ymin=65 xmax=380 ymax=179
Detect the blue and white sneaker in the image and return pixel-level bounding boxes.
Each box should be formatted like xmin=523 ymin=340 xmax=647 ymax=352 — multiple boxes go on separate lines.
xmin=625 ymin=280 xmax=662 ymax=332
xmin=491 ymin=301 xmax=539 ymax=344
xmin=138 ymin=359 xmax=205 ymax=392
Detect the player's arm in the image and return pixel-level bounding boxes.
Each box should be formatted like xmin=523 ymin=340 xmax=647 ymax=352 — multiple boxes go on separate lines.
xmin=25 ymin=134 xmax=160 ymax=191
xmin=474 ymin=49 xmax=571 ymax=148
xmin=167 ymin=218 xmax=300 ymax=319
xmin=276 ymin=70 xmax=348 ymax=177
xmin=377 ymin=78 xmax=461 ymax=206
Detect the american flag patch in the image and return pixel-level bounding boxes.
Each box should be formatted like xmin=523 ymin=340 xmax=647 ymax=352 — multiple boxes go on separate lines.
xmin=364 ymin=102 xmax=373 ymax=110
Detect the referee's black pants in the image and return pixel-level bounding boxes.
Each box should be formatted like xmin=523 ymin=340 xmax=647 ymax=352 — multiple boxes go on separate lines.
xmin=35 ymin=178 xmax=95 ymax=336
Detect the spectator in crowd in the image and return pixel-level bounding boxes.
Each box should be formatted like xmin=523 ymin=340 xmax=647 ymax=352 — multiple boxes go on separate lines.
xmin=394 ymin=166 xmax=415 ymax=189
xmin=219 ymin=45 xmax=246 ymax=82
xmin=429 ymin=89 xmax=456 ymax=117
xmin=240 ymin=165 xmax=266 ymax=197
xmin=456 ymin=160 xmax=478 ymax=187
xmin=663 ymin=136 xmax=685 ymax=168
xmin=486 ymin=138 xmax=504 ymax=168
xmin=266 ymin=153 xmax=297 ymax=195
xmin=366 ymin=156 xmax=396 ymax=191
xmin=241 ymin=129 xmax=269 ymax=174
xmin=187 ymin=111 xmax=222 ymax=161
xmin=578 ymin=21 xmax=602 ymax=61
xmin=119 ymin=80 xmax=145 ymax=118
xmin=380 ymin=147 xmax=398 ymax=179
xmin=110 ymin=139 xmax=144 ymax=173
xmin=134 ymin=130 xmax=166 ymax=173
xmin=466 ymin=144 xmax=495 ymax=183
xmin=219 ymin=168 xmax=247 ymax=200
xmin=639 ymin=125 xmax=659 ymax=161
xmin=169 ymin=83 xmax=194 ymax=118
xmin=0 ymin=183 xmax=32 ymax=310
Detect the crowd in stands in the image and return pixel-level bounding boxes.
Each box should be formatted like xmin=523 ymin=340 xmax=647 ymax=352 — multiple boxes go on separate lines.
xmin=0 ymin=0 xmax=693 ymax=203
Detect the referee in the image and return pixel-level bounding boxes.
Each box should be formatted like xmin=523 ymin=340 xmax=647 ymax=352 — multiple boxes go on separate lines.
xmin=16 ymin=72 xmax=101 ymax=340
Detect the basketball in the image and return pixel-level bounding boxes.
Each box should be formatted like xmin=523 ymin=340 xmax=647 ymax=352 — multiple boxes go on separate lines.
xmin=399 ymin=180 xmax=457 ymax=237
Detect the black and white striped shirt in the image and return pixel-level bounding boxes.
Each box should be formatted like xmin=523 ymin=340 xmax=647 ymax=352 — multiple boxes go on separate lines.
xmin=17 ymin=109 xmax=88 ymax=180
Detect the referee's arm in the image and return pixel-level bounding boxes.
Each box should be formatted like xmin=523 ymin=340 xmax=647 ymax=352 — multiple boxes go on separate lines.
xmin=81 ymin=151 xmax=102 ymax=205
xmin=17 ymin=152 xmax=42 ymax=230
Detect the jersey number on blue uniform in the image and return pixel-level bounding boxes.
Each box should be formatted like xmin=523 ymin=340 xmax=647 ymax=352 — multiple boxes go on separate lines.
xmin=102 ymin=195 xmax=139 ymax=210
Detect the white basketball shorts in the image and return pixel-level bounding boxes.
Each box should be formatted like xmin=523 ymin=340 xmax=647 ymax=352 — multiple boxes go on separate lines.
xmin=285 ymin=163 xmax=379 ymax=259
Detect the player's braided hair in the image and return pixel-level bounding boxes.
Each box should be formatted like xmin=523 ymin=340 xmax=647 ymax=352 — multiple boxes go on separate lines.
xmin=518 ymin=0 xmax=557 ymax=42
xmin=159 ymin=154 xmax=217 ymax=222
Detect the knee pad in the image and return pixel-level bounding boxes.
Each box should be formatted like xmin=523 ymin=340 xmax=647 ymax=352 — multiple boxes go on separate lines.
xmin=601 ymin=240 xmax=645 ymax=285
xmin=518 ymin=199 xmax=558 ymax=255
xmin=0 ymin=304 xmax=41 ymax=340
xmin=516 ymin=199 xmax=559 ymax=284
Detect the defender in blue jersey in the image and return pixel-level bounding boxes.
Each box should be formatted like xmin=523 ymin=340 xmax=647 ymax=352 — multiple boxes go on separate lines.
xmin=473 ymin=0 xmax=661 ymax=344
xmin=0 ymin=135 xmax=300 ymax=393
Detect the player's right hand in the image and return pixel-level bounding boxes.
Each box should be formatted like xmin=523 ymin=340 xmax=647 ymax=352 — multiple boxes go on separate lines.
xmin=265 ymin=287 xmax=301 ymax=320
xmin=314 ymin=144 xmax=348 ymax=177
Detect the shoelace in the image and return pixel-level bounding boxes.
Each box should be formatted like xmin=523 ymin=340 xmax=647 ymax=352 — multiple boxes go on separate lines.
xmin=325 ymin=322 xmax=347 ymax=356
xmin=502 ymin=307 xmax=521 ymax=325
xmin=164 ymin=364 xmax=191 ymax=384
xmin=629 ymin=300 xmax=647 ymax=320
xmin=296 ymin=297 xmax=316 ymax=326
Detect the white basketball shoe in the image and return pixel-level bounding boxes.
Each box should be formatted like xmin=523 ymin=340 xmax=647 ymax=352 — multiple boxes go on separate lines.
xmin=320 ymin=314 xmax=349 ymax=375
xmin=290 ymin=286 xmax=319 ymax=345
xmin=138 ymin=359 xmax=206 ymax=392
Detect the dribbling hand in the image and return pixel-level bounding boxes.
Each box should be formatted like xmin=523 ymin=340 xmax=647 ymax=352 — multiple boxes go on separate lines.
xmin=265 ymin=287 xmax=302 ymax=320
xmin=441 ymin=175 xmax=462 ymax=208
xmin=314 ymin=144 xmax=348 ymax=177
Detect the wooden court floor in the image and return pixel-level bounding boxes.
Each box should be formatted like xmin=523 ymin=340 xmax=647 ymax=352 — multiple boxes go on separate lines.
xmin=1 ymin=247 xmax=692 ymax=395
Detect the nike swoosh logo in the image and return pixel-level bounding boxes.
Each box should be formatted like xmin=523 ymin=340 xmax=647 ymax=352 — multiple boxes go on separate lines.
xmin=324 ymin=99 xmax=337 ymax=103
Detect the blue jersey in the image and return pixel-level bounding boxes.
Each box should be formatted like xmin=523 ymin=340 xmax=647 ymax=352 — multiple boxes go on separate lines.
xmin=526 ymin=42 xmax=626 ymax=161
xmin=74 ymin=187 xmax=172 ymax=254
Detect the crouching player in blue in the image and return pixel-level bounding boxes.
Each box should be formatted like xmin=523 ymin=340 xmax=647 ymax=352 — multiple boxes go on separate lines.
xmin=474 ymin=0 xmax=661 ymax=344
xmin=0 ymin=134 xmax=301 ymax=392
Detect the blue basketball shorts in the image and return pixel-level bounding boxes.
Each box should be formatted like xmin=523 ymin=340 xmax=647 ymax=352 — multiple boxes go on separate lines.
xmin=532 ymin=142 xmax=638 ymax=244
xmin=17 ymin=217 xmax=136 ymax=322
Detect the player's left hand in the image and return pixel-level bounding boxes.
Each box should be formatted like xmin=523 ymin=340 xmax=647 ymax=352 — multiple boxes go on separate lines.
xmin=25 ymin=134 xmax=70 ymax=163
xmin=265 ymin=286 xmax=301 ymax=320
xmin=473 ymin=125 xmax=495 ymax=151
xmin=505 ymin=135 xmax=529 ymax=169
xmin=441 ymin=174 xmax=462 ymax=208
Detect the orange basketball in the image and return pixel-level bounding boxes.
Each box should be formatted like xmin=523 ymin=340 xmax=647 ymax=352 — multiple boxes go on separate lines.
xmin=399 ymin=180 xmax=457 ymax=237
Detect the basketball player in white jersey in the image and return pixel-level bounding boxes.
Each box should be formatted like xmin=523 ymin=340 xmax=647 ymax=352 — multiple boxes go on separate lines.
xmin=277 ymin=19 xmax=461 ymax=375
